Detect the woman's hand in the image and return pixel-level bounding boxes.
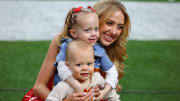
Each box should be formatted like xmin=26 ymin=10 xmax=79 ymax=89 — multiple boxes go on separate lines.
xmin=64 ymin=90 xmax=92 ymax=101
xmin=93 ymin=86 xmax=100 ymax=98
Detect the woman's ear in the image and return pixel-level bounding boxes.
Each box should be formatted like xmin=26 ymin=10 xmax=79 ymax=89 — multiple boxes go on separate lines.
xmin=69 ymin=29 xmax=77 ymax=39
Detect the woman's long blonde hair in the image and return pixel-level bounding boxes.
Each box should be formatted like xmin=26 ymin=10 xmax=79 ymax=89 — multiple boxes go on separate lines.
xmin=94 ymin=0 xmax=131 ymax=79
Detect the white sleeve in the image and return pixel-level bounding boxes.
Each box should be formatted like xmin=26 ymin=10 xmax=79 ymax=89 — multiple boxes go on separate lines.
xmin=57 ymin=61 xmax=72 ymax=80
xmin=105 ymin=65 xmax=118 ymax=89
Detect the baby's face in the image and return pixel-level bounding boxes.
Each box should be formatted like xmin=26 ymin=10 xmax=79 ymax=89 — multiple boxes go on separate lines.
xmin=68 ymin=49 xmax=94 ymax=82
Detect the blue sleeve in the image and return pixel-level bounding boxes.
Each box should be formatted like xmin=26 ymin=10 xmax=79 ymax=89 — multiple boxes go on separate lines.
xmin=56 ymin=42 xmax=68 ymax=62
xmin=100 ymin=53 xmax=113 ymax=71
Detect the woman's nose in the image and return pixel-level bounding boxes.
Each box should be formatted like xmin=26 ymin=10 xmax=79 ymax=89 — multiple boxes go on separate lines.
xmin=111 ymin=26 xmax=117 ymax=36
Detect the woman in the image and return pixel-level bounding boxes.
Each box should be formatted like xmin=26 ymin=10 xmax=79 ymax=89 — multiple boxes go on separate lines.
xmin=22 ymin=0 xmax=130 ymax=101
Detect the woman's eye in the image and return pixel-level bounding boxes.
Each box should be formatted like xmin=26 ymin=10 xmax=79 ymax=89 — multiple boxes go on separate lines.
xmin=106 ymin=21 xmax=113 ymax=26
xmin=117 ymin=25 xmax=124 ymax=30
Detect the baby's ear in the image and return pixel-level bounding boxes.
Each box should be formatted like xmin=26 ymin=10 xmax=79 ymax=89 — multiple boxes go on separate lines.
xmin=69 ymin=29 xmax=77 ymax=39
xmin=65 ymin=61 xmax=69 ymax=66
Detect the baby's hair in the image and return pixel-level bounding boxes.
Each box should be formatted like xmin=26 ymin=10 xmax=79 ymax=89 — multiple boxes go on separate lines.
xmin=66 ymin=40 xmax=94 ymax=61
xmin=61 ymin=6 xmax=97 ymax=38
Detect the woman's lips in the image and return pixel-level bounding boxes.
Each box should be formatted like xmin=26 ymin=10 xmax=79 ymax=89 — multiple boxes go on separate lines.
xmin=103 ymin=33 xmax=113 ymax=42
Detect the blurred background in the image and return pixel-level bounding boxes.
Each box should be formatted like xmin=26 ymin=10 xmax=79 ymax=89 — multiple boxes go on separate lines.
xmin=0 ymin=0 xmax=180 ymax=101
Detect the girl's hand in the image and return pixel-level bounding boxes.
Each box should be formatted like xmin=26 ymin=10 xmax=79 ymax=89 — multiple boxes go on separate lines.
xmin=64 ymin=90 xmax=92 ymax=101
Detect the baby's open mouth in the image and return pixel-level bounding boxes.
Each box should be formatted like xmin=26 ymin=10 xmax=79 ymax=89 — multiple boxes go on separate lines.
xmin=81 ymin=73 xmax=89 ymax=77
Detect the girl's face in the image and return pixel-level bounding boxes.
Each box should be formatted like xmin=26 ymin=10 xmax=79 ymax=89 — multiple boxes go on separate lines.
xmin=71 ymin=13 xmax=99 ymax=45
xmin=99 ymin=10 xmax=125 ymax=46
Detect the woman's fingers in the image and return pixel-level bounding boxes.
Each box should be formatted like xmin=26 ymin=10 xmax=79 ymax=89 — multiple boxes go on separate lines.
xmin=93 ymin=86 xmax=100 ymax=97
xmin=73 ymin=91 xmax=91 ymax=101
xmin=66 ymin=89 xmax=94 ymax=101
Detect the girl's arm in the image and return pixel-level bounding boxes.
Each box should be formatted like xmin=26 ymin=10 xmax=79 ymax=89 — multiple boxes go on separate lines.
xmin=104 ymin=65 xmax=118 ymax=89
xmin=100 ymin=53 xmax=118 ymax=89
xmin=96 ymin=66 xmax=118 ymax=100
xmin=33 ymin=34 xmax=60 ymax=100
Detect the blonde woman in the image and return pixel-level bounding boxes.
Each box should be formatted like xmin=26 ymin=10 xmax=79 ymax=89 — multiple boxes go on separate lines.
xmin=22 ymin=0 xmax=130 ymax=101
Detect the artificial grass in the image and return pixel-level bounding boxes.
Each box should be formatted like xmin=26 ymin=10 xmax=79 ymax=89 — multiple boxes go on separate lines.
xmin=0 ymin=40 xmax=180 ymax=101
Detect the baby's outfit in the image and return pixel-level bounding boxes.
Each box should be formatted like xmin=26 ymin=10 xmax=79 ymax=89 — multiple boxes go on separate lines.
xmin=54 ymin=38 xmax=118 ymax=89
xmin=46 ymin=72 xmax=120 ymax=101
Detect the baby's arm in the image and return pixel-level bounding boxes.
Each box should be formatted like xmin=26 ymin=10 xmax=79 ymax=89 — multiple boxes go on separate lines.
xmin=57 ymin=61 xmax=82 ymax=92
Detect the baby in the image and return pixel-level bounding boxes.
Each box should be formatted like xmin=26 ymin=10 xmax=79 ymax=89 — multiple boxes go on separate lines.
xmin=46 ymin=40 xmax=120 ymax=101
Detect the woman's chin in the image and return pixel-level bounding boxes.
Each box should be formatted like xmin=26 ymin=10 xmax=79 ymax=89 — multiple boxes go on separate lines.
xmin=101 ymin=40 xmax=112 ymax=46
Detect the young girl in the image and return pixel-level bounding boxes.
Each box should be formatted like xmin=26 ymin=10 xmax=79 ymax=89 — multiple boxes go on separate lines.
xmin=54 ymin=6 xmax=118 ymax=100
xmin=46 ymin=40 xmax=120 ymax=101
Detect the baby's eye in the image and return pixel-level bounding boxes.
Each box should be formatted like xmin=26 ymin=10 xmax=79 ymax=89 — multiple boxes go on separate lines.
xmin=87 ymin=62 xmax=93 ymax=66
xmin=76 ymin=64 xmax=82 ymax=67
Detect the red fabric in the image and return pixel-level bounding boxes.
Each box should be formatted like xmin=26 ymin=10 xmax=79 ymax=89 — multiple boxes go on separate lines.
xmin=22 ymin=88 xmax=43 ymax=101
xmin=22 ymin=75 xmax=54 ymax=101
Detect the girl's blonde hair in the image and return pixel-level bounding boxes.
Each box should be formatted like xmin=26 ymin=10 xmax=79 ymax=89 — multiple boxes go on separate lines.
xmin=56 ymin=7 xmax=96 ymax=45
xmin=94 ymin=0 xmax=131 ymax=79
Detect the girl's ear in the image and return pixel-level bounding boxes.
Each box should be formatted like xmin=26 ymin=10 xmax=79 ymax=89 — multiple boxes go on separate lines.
xmin=69 ymin=29 xmax=77 ymax=39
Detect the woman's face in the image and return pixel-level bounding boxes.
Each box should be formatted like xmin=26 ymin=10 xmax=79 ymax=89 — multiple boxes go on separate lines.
xmin=99 ymin=10 xmax=125 ymax=46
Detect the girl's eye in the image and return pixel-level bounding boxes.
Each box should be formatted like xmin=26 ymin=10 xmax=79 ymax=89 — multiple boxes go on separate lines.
xmin=85 ymin=29 xmax=90 ymax=32
xmin=95 ymin=27 xmax=99 ymax=32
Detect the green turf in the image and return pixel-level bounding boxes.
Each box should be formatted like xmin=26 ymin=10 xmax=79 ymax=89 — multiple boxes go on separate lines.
xmin=0 ymin=40 xmax=180 ymax=101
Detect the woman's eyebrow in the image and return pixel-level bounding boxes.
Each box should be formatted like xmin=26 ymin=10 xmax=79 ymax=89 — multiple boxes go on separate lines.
xmin=118 ymin=23 xmax=124 ymax=26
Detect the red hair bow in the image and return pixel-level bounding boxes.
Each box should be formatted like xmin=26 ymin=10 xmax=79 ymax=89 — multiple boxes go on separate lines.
xmin=87 ymin=6 xmax=96 ymax=12
xmin=73 ymin=6 xmax=83 ymax=12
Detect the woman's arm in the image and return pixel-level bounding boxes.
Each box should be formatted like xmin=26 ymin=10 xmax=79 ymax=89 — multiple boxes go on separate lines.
xmin=33 ymin=34 xmax=60 ymax=100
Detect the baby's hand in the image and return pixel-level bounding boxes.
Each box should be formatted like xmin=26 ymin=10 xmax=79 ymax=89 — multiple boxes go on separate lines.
xmin=74 ymin=86 xmax=83 ymax=93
